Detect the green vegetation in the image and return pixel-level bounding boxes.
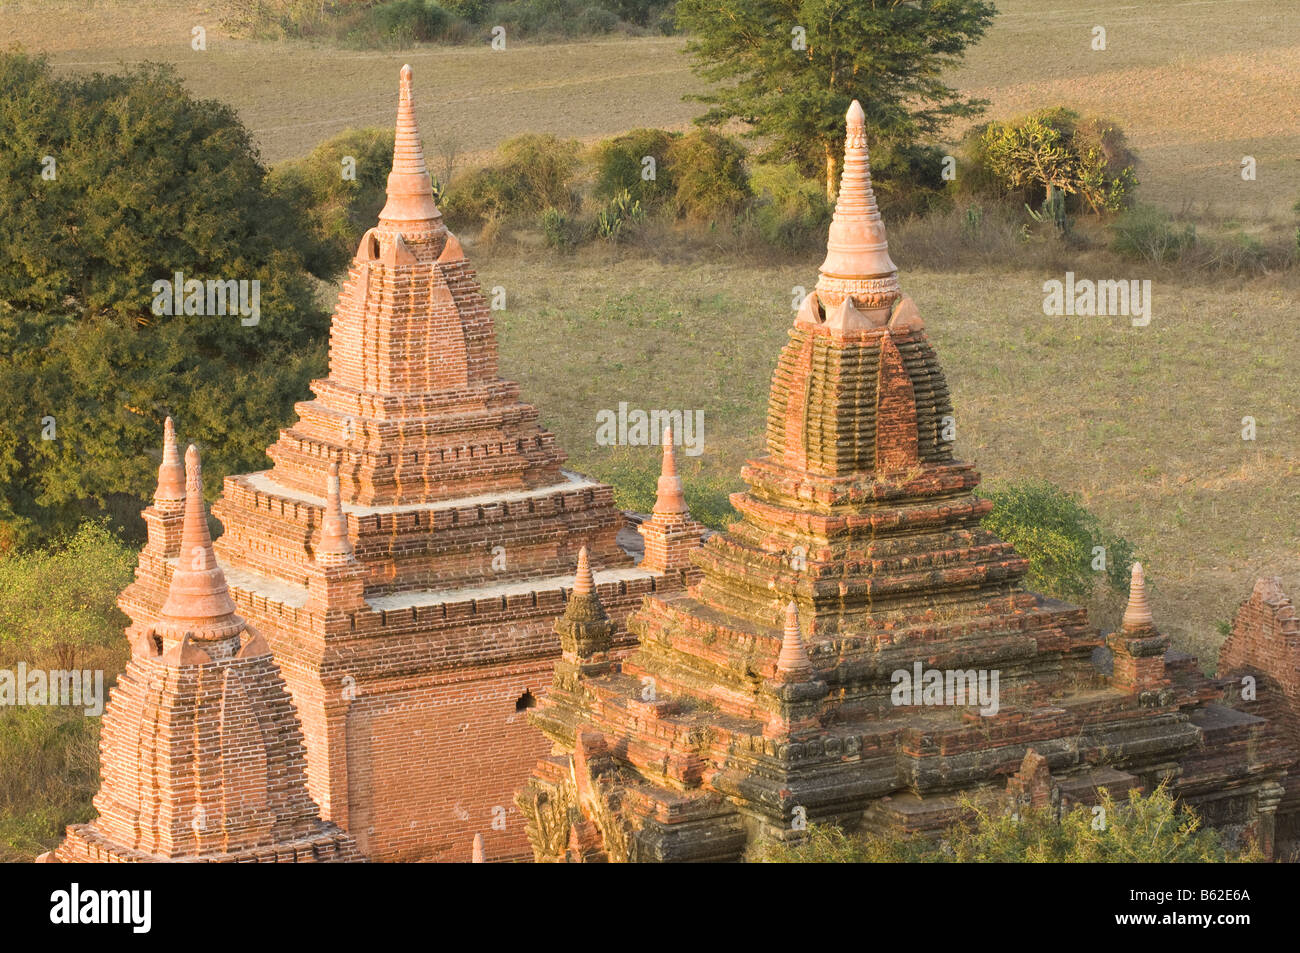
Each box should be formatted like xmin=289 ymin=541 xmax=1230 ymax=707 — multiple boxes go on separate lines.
xmin=0 ymin=520 xmax=133 ymax=862
xmin=977 ymin=480 xmax=1136 ymax=601
xmin=223 ymin=0 xmax=678 ymax=47
xmin=965 ymin=107 xmax=1138 ymax=215
xmin=752 ymin=785 xmax=1257 ymax=862
xmin=0 ymin=53 xmax=329 ymax=550
xmin=676 ymin=0 xmax=996 ymax=198
xmin=267 ymin=127 xmax=396 ymax=279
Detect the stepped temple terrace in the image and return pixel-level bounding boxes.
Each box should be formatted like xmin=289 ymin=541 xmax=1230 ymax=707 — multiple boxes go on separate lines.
xmin=40 ymin=76 xmax=1300 ymax=866
xmin=515 ymin=102 xmax=1300 ymax=863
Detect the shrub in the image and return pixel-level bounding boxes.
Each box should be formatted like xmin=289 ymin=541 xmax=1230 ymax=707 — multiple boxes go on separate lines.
xmin=349 ymin=0 xmax=453 ymax=47
xmin=0 ymin=520 xmax=134 ymax=670
xmin=594 ymin=189 xmax=645 ymax=242
xmin=540 ymin=206 xmax=578 ymax=249
xmin=665 ymin=129 xmax=751 ymax=222
xmin=591 ymin=128 xmax=680 ymax=207
xmin=1109 ymin=204 xmax=1197 ymax=263
xmin=865 ymin=140 xmax=950 ymax=218
xmin=753 ymin=785 xmax=1255 ymax=863
xmin=444 ymin=133 xmax=581 ymax=226
xmin=969 ymin=108 xmax=1137 ymax=215
xmin=749 ymin=163 xmax=832 ymax=252
xmin=977 ymin=480 xmax=1135 ymax=600
xmin=267 ymin=127 xmax=395 ymax=279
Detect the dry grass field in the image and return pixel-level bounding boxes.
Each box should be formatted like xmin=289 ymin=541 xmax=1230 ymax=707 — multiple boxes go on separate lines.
xmin=2 ymin=0 xmax=1297 ymax=663
xmin=6 ymin=0 xmax=1298 ymax=219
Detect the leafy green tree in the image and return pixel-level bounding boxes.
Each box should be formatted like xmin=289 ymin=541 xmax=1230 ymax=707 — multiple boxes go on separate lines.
xmin=754 ymin=785 xmax=1256 ymax=862
xmin=0 ymin=53 xmax=329 ymax=549
xmin=977 ymin=480 xmax=1136 ymax=600
xmin=675 ymin=0 xmax=998 ymax=198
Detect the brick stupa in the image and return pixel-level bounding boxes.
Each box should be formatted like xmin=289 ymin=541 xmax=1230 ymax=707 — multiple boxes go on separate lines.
xmin=518 ymin=102 xmax=1293 ymax=861
xmin=50 ymin=443 xmax=360 ymax=863
xmin=115 ymin=66 xmax=702 ymax=862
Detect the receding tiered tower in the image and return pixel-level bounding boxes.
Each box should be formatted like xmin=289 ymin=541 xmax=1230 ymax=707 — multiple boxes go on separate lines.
xmin=115 ymin=66 xmax=702 ymax=862
xmin=50 ymin=445 xmax=360 ymax=863
xmin=519 ymin=102 xmax=1291 ymax=862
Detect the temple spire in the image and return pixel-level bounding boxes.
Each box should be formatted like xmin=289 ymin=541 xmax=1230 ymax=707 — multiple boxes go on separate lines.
xmin=574 ymin=545 xmax=594 ymax=595
xmin=155 ymin=445 xmax=242 ymax=646
xmin=817 ymin=99 xmax=900 ymax=307
xmin=1122 ymin=562 xmax=1154 ymax=630
xmin=775 ymin=601 xmax=813 ymax=682
xmin=317 ymin=461 xmax=355 ymax=565
xmin=653 ymin=426 xmax=687 ymax=515
xmin=154 ymin=417 xmax=185 ymax=506
xmin=377 ymin=64 xmax=443 ymax=228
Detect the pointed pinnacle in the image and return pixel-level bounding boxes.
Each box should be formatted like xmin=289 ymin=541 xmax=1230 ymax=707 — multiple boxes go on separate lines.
xmin=574 ymin=546 xmax=594 ymax=596
xmin=378 ymin=64 xmax=442 ymax=226
xmin=157 ymin=445 xmax=239 ymax=635
xmin=653 ymin=425 xmax=688 ymax=515
xmin=471 ymin=832 xmax=485 ymax=863
xmin=1122 ymin=562 xmax=1154 ymax=630
xmin=775 ymin=601 xmax=814 ymax=682
xmin=154 ymin=416 xmax=185 ymax=505
xmin=317 ymin=460 xmax=354 ymax=565
xmin=818 ymin=97 xmax=899 ymax=289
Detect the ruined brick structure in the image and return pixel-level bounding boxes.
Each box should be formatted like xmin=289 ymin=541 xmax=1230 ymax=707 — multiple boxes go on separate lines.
xmin=518 ymin=102 xmax=1295 ymax=862
xmin=109 ymin=66 xmax=701 ymax=862
xmin=1219 ymin=578 xmax=1300 ymax=857
xmin=46 ymin=442 xmax=360 ymax=863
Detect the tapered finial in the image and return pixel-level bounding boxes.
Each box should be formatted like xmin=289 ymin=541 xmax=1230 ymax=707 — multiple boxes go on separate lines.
xmin=775 ymin=601 xmax=814 ymax=682
xmin=574 ymin=546 xmax=594 ymax=596
xmin=1122 ymin=562 xmax=1154 ymax=630
xmin=653 ymin=425 xmax=687 ymax=515
xmin=156 ymin=445 xmax=240 ymax=639
xmin=317 ymin=461 xmax=354 ymax=565
xmin=154 ymin=416 xmax=185 ymax=505
xmin=817 ymin=98 xmax=900 ymax=304
xmin=378 ymin=64 xmax=442 ymax=227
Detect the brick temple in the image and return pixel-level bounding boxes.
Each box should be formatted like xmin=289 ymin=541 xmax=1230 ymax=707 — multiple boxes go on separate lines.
xmin=518 ymin=102 xmax=1299 ymax=862
xmin=106 ymin=66 xmax=703 ymax=862
xmin=45 ymin=442 xmax=360 ymax=863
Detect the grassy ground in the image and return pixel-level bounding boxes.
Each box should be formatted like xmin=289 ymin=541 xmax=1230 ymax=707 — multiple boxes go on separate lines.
xmin=7 ymin=0 xmax=1297 ymax=222
xmin=479 ymin=232 xmax=1300 ymax=666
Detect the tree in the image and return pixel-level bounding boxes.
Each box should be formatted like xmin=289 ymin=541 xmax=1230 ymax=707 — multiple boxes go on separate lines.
xmin=675 ymin=0 xmax=998 ymax=198
xmin=0 ymin=53 xmax=329 ymax=549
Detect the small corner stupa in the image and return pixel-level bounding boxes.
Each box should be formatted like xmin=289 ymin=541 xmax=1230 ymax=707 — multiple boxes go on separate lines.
xmin=518 ymin=101 xmax=1293 ymax=861
xmin=112 ymin=66 xmax=704 ymax=862
xmin=49 ymin=445 xmax=360 ymax=863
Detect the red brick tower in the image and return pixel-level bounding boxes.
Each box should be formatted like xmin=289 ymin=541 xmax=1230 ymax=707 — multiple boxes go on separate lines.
xmin=519 ymin=102 xmax=1291 ymax=861
xmin=114 ymin=67 xmax=700 ymax=861
xmin=49 ymin=446 xmax=360 ymax=863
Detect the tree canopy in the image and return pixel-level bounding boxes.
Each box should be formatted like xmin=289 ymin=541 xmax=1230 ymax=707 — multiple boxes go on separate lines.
xmin=675 ymin=0 xmax=998 ymax=197
xmin=0 ymin=53 xmax=330 ymax=549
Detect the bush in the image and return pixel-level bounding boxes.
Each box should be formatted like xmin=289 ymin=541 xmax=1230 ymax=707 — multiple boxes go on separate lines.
xmin=594 ymin=189 xmax=645 ymax=242
xmin=0 ymin=520 xmax=134 ymax=670
xmin=352 ymin=0 xmax=452 ymax=46
xmin=444 ymin=133 xmax=581 ymax=226
xmin=268 ymin=127 xmax=395 ymax=279
xmin=591 ymin=128 xmax=680 ymax=207
xmin=967 ymin=108 xmax=1138 ymax=215
xmin=665 ymin=129 xmax=751 ymax=222
xmin=1109 ymin=204 xmax=1197 ymax=263
xmin=753 ymin=785 xmax=1255 ymax=863
xmin=977 ymin=480 xmax=1135 ymax=600
xmin=865 ymin=140 xmax=950 ymax=218
xmin=749 ymin=163 xmax=832 ymax=252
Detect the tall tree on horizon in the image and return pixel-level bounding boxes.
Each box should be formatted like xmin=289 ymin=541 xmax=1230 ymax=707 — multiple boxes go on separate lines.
xmin=676 ymin=0 xmax=998 ymax=198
